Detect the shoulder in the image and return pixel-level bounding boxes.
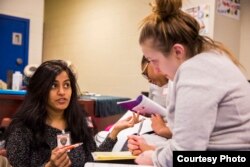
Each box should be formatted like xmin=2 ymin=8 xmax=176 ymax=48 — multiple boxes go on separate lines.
xmin=172 ymin=50 xmax=245 ymax=98
xmin=5 ymin=124 xmax=33 ymax=153
xmin=181 ymin=50 xmax=233 ymax=70
xmin=177 ymin=51 xmax=234 ymax=79
xmin=7 ymin=124 xmax=32 ymax=140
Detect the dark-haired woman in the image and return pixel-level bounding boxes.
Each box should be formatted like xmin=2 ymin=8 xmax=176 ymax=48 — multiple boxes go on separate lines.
xmin=127 ymin=0 xmax=250 ymax=166
xmin=5 ymin=60 xmax=138 ymax=167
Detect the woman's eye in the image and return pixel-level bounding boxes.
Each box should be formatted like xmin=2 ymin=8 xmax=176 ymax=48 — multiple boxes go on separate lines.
xmin=151 ymin=60 xmax=159 ymax=66
xmin=151 ymin=60 xmax=156 ymax=63
xmin=64 ymin=83 xmax=71 ymax=88
xmin=51 ymin=83 xmax=57 ymax=89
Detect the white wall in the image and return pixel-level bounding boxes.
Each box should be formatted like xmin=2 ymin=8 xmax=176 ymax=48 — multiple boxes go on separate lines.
xmin=43 ymin=0 xmax=250 ymax=98
xmin=43 ymin=0 xmax=151 ymax=98
xmin=214 ymin=1 xmax=241 ymax=59
xmin=0 ymin=0 xmax=44 ymax=65
xmin=239 ymin=0 xmax=250 ymax=79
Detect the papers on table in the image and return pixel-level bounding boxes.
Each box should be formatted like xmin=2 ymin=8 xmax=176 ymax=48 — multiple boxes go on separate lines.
xmin=92 ymin=151 xmax=136 ymax=161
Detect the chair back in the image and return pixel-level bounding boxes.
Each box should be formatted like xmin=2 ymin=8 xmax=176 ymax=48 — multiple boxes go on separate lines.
xmin=0 ymin=156 xmax=12 ymax=167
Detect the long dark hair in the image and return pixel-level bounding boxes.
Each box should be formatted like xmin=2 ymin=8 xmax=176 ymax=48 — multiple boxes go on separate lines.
xmin=5 ymin=60 xmax=95 ymax=152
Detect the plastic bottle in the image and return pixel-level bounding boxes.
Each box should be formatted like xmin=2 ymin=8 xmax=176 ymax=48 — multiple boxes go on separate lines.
xmin=12 ymin=71 xmax=23 ymax=90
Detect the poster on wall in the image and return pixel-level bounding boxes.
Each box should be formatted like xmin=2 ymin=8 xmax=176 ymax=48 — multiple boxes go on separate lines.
xmin=185 ymin=4 xmax=210 ymax=36
xmin=217 ymin=0 xmax=240 ymax=20
xmin=12 ymin=32 xmax=22 ymax=45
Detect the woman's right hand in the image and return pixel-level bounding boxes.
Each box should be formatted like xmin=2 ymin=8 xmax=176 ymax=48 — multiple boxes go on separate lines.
xmin=45 ymin=147 xmax=71 ymax=167
xmin=127 ymin=135 xmax=155 ymax=156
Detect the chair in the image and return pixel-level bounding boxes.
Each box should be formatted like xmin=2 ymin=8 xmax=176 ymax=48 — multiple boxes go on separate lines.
xmin=0 ymin=156 xmax=12 ymax=167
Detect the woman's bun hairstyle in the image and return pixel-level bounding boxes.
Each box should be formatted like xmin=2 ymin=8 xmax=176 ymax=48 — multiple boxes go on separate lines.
xmin=150 ymin=0 xmax=182 ymax=20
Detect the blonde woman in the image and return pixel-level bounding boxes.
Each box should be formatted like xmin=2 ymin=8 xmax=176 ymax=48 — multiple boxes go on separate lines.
xmin=128 ymin=0 xmax=250 ymax=166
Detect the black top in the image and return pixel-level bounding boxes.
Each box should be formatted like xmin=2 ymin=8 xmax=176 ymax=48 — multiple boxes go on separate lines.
xmin=6 ymin=124 xmax=116 ymax=167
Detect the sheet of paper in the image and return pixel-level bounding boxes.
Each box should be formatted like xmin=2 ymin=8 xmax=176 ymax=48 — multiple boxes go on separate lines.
xmin=92 ymin=151 xmax=136 ymax=161
xmin=85 ymin=162 xmax=153 ymax=167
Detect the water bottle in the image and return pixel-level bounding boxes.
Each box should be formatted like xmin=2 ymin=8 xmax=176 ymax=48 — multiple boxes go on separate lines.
xmin=12 ymin=71 xmax=23 ymax=90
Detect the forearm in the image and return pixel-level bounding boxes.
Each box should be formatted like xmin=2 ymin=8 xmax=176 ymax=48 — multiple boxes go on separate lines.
xmin=108 ymin=128 xmax=120 ymax=140
xmin=97 ymin=136 xmax=117 ymax=151
xmin=156 ymin=127 xmax=172 ymax=139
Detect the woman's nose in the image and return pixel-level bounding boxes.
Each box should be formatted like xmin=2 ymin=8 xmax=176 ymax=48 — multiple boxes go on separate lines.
xmin=58 ymin=86 xmax=65 ymax=95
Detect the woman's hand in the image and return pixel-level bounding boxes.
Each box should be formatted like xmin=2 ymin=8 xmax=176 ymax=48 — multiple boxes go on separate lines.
xmin=151 ymin=114 xmax=172 ymax=138
xmin=108 ymin=113 xmax=140 ymax=139
xmin=127 ymin=135 xmax=155 ymax=156
xmin=45 ymin=147 xmax=71 ymax=167
xmin=115 ymin=112 xmax=141 ymax=129
xmin=135 ymin=150 xmax=154 ymax=165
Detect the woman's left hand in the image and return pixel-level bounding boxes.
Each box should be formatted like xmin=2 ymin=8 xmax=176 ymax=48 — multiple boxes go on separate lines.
xmin=114 ymin=112 xmax=140 ymax=131
xmin=108 ymin=113 xmax=141 ymax=139
xmin=151 ymin=114 xmax=166 ymax=132
xmin=151 ymin=114 xmax=172 ymax=138
xmin=135 ymin=150 xmax=154 ymax=165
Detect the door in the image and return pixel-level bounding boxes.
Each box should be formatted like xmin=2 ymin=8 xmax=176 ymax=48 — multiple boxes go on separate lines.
xmin=0 ymin=14 xmax=29 ymax=82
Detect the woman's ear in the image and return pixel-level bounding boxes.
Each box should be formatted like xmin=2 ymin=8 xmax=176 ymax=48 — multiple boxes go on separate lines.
xmin=172 ymin=44 xmax=186 ymax=62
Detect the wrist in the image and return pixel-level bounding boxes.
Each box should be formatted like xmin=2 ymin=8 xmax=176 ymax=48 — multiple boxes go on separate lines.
xmin=143 ymin=144 xmax=156 ymax=152
xmin=44 ymin=161 xmax=52 ymax=167
xmin=158 ymin=127 xmax=171 ymax=138
xmin=108 ymin=129 xmax=119 ymax=139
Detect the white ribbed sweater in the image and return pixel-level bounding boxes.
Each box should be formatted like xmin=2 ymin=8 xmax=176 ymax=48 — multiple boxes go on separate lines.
xmin=153 ymin=51 xmax=250 ymax=167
